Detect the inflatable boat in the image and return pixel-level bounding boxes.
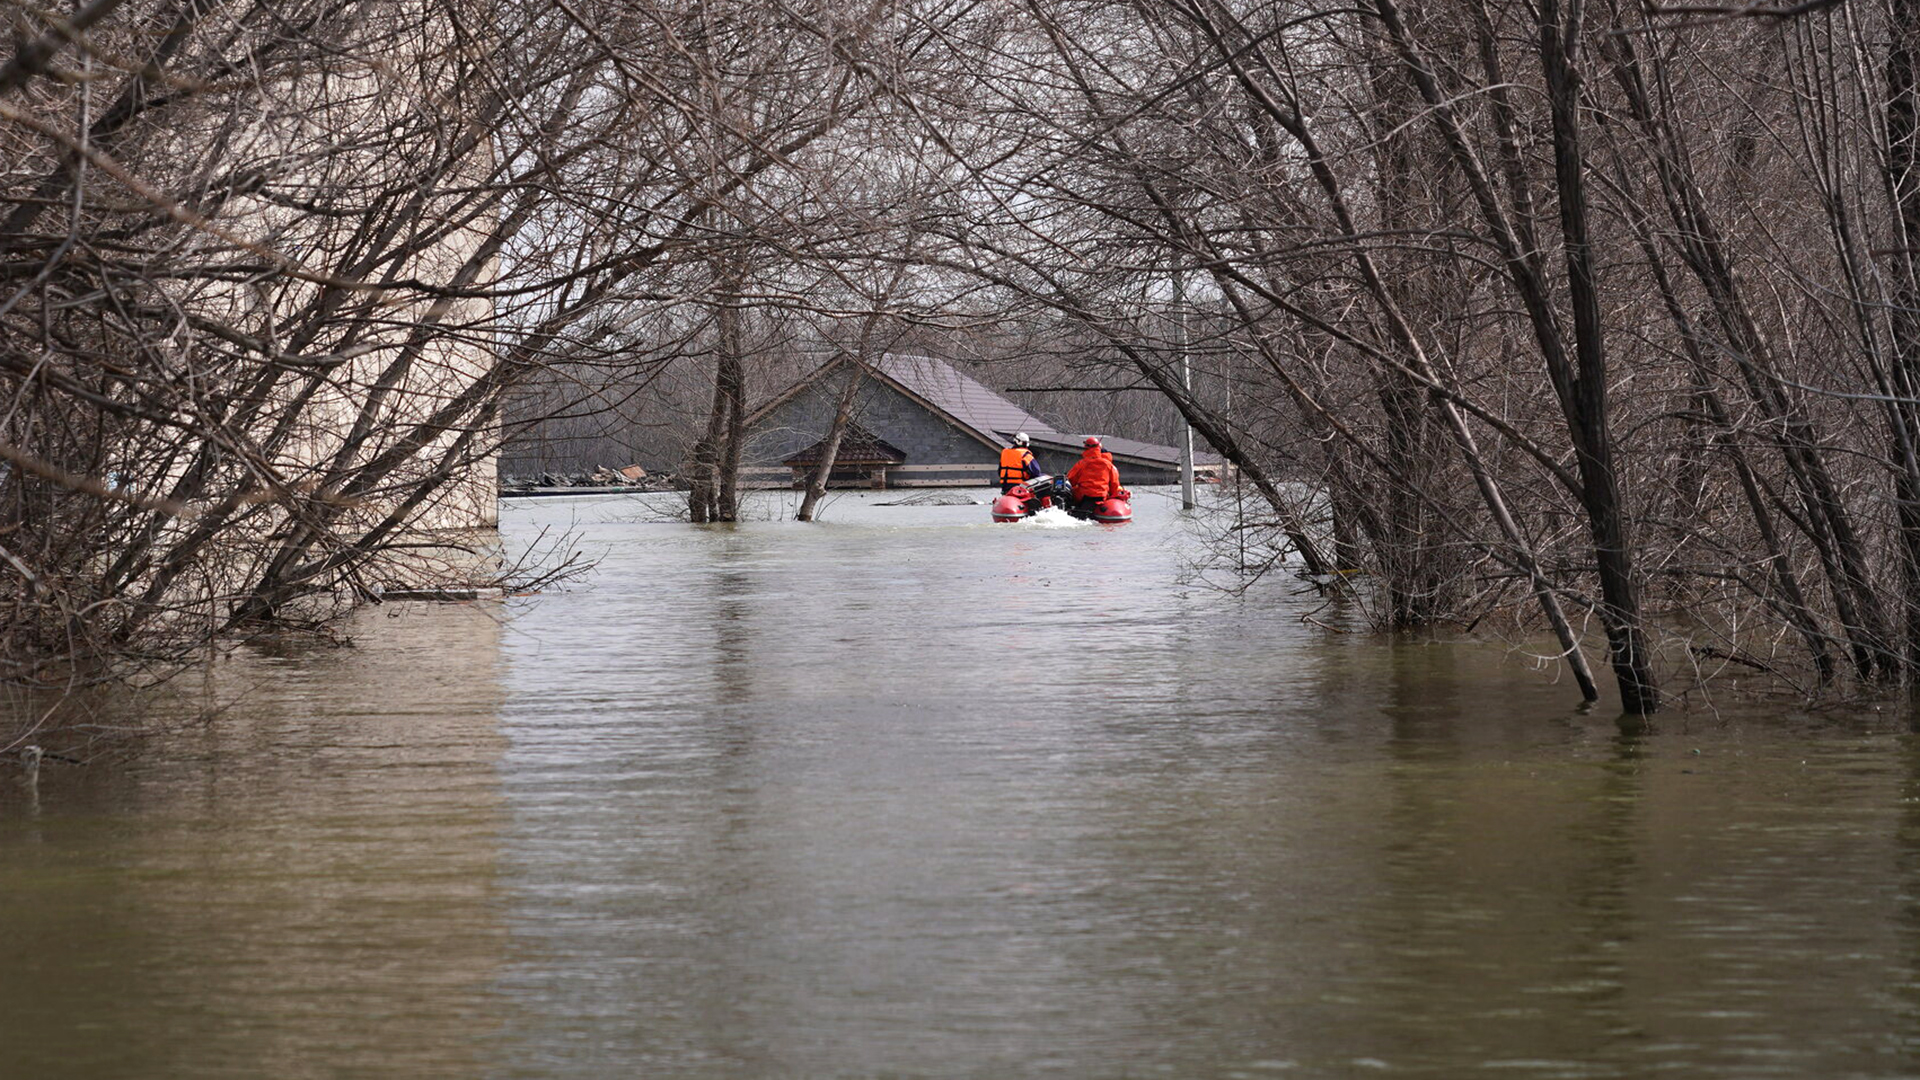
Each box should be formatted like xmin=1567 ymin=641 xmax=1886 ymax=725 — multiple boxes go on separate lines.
xmin=990 ymin=475 xmax=1132 ymax=524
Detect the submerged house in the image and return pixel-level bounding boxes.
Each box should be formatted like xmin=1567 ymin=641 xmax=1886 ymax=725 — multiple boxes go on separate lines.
xmin=743 ymin=354 xmax=1220 ymax=488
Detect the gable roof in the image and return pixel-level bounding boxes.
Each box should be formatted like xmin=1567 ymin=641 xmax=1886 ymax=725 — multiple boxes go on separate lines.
xmin=868 ymin=354 xmax=1050 ymax=449
xmin=748 ymin=352 xmax=1217 ymax=468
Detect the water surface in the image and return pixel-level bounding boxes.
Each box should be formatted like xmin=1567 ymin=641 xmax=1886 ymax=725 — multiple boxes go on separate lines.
xmin=4 ymin=490 xmax=1918 ymax=1077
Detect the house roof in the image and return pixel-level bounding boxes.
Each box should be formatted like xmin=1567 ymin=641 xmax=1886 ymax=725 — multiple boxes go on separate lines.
xmin=1026 ymin=431 xmax=1211 ymax=466
xmin=749 ymin=352 xmax=1219 ymax=469
xmin=867 ymin=354 xmax=1050 ymax=449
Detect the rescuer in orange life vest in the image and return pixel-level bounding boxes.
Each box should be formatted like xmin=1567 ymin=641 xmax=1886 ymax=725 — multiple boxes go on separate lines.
xmin=998 ymin=431 xmax=1041 ymax=493
xmin=1067 ymin=436 xmax=1128 ymax=512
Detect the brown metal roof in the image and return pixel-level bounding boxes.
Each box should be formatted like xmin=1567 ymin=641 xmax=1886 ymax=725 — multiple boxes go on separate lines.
xmin=867 ymin=355 xmax=1054 ymax=449
xmin=1026 ymin=431 xmax=1222 ymax=468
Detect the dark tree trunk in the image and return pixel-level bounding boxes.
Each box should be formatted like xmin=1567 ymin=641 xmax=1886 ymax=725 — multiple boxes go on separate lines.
xmin=713 ymin=279 xmax=747 ymax=523
xmin=1885 ymin=0 xmax=1920 ymax=680
xmin=689 ymin=272 xmax=747 ymax=524
xmin=1537 ymin=0 xmax=1658 ymax=713
xmin=1605 ymin=24 xmax=1889 ymax=682
xmin=796 ymin=357 xmax=864 ymax=522
xmin=1618 ymin=183 xmax=1836 ymax=683
xmin=797 ymin=267 xmax=902 ymax=521
xmin=687 ymin=368 xmax=727 ymax=524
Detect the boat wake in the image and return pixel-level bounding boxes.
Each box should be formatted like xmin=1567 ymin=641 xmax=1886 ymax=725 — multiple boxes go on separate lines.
xmin=1021 ymin=506 xmax=1090 ymax=528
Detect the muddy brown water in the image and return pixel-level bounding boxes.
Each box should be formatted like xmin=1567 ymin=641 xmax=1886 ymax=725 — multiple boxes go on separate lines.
xmin=4 ymin=490 xmax=1920 ymax=1078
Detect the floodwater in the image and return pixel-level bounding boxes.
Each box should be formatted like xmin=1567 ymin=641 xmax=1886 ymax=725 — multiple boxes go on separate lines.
xmin=5 ymin=490 xmax=1920 ymax=1078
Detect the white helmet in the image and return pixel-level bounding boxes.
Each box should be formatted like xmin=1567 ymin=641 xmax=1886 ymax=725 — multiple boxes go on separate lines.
xmin=1013 ymin=431 xmax=1030 ymax=446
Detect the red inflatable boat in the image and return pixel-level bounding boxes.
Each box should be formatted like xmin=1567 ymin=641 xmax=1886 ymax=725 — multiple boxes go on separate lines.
xmin=990 ymin=475 xmax=1132 ymax=524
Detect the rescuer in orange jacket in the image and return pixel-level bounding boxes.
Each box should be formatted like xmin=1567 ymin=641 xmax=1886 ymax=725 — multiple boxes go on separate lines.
xmin=998 ymin=431 xmax=1040 ymax=493
xmin=1100 ymin=449 xmax=1130 ymax=501
xmin=1067 ymin=436 xmax=1123 ymax=511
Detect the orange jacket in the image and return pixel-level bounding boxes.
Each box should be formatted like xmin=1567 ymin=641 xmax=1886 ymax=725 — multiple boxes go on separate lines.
xmin=1101 ymin=451 xmax=1129 ymax=499
xmin=1067 ymin=447 xmax=1120 ymax=499
xmin=998 ymin=446 xmax=1036 ymax=485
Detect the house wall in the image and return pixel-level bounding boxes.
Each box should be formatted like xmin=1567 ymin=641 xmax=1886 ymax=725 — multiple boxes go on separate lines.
xmin=168 ymin=4 xmax=499 ymax=535
xmin=746 ymin=369 xmax=1001 ymax=479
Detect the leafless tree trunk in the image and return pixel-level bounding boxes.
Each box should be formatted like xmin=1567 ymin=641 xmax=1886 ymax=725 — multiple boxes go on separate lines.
xmin=794 ymin=359 xmax=865 ymax=522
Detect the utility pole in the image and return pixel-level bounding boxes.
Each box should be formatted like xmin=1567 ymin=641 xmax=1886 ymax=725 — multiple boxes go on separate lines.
xmin=1176 ymin=270 xmax=1196 ymax=510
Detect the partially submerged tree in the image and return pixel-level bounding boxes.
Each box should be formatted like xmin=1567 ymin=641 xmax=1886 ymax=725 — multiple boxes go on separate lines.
xmin=0 ymin=0 xmax=926 ymax=732
xmin=20 ymin=0 xmax=1920 ymax=729
xmin=825 ymin=0 xmax=1920 ymax=710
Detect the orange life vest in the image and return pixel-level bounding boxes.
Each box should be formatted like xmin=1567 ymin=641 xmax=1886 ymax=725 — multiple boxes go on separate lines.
xmin=998 ymin=446 xmax=1034 ymax=485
